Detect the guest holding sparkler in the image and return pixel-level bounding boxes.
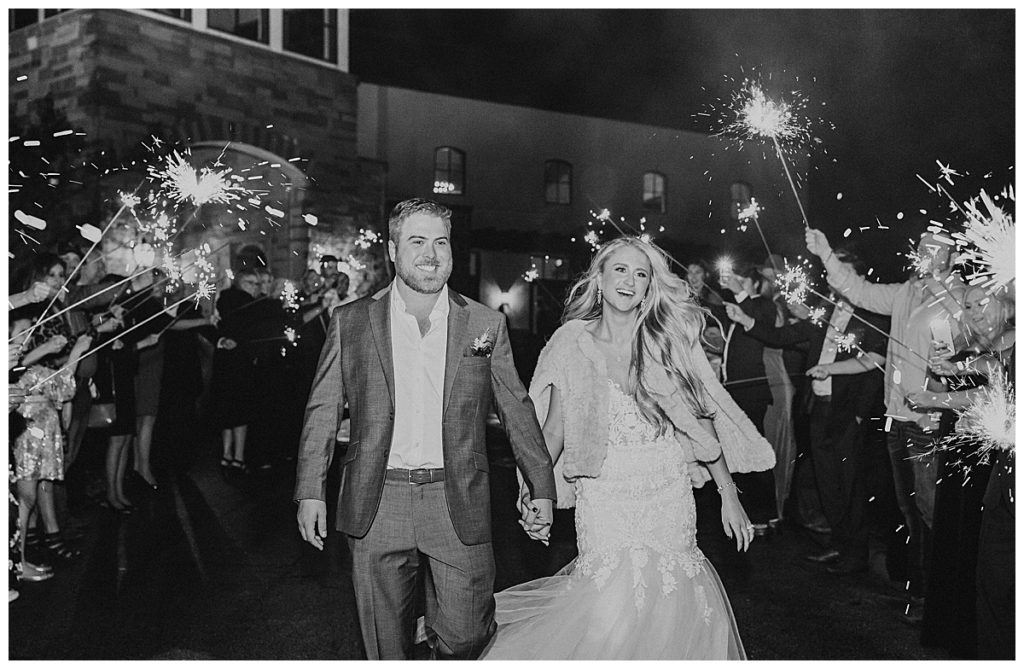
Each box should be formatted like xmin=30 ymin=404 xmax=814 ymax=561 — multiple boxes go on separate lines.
xmin=210 ymin=267 xmax=262 ymax=472
xmin=716 ymin=263 xmax=779 ymax=535
xmin=9 ymin=309 xmax=93 ymax=577
xmin=153 ymin=284 xmax=217 ymax=474
xmin=725 ymin=248 xmax=888 ymax=574
xmin=904 ymin=285 xmax=1013 ymax=657
xmin=806 ymin=228 xmax=967 ymax=621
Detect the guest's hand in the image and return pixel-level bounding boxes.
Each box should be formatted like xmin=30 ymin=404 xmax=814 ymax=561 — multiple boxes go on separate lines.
xmin=137 ymin=333 xmax=160 ymax=349
xmin=906 ymin=391 xmax=948 ymax=411
xmin=9 ymin=344 xmax=21 ymax=371
xmin=39 ymin=334 xmax=68 ymax=355
xmin=928 ymin=353 xmax=958 ymax=377
xmin=789 ymin=301 xmax=811 ymax=321
xmin=805 ymin=228 xmax=832 ymax=259
xmin=723 ymin=303 xmax=755 ymax=329
xmin=297 ymin=499 xmax=328 ymax=551
xmin=217 ymin=337 xmax=237 ymax=350
xmin=29 ymin=281 xmax=55 ymax=303
xmin=70 ymin=334 xmax=93 ymax=356
xmin=806 ymin=364 xmax=831 ymax=380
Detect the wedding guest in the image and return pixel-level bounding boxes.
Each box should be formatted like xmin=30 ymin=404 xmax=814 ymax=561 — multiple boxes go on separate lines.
xmin=10 ymin=310 xmax=92 ymax=577
xmin=907 ymin=285 xmax=1014 ymax=656
xmin=806 ymin=228 xmax=967 ymax=620
xmin=717 ymin=263 xmax=779 ymax=534
xmin=210 ymin=268 xmax=261 ymax=471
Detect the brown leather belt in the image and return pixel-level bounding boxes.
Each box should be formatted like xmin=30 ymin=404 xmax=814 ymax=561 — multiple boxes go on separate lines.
xmin=386 ymin=468 xmax=445 ymax=485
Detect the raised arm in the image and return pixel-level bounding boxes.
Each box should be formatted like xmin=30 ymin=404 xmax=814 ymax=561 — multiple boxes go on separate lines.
xmin=806 ymin=228 xmax=903 ymax=315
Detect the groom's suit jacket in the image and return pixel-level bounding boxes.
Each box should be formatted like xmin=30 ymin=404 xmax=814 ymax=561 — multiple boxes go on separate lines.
xmin=294 ymin=285 xmax=557 ymax=546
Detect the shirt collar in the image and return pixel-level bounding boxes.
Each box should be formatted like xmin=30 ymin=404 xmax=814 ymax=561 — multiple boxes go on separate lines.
xmin=390 ymin=281 xmax=450 ymax=322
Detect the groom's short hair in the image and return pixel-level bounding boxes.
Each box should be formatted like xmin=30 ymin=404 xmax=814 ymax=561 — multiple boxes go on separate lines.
xmin=388 ymin=198 xmax=452 ymax=243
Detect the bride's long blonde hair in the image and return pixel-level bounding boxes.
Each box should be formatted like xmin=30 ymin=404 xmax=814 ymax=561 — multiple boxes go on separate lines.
xmin=563 ymin=237 xmax=715 ymax=430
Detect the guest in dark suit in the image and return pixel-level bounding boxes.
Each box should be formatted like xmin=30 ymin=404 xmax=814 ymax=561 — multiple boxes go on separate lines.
xmin=716 ymin=263 xmax=778 ymax=531
xmin=294 ymin=199 xmax=557 ymax=660
xmin=726 ymin=253 xmax=888 ymax=572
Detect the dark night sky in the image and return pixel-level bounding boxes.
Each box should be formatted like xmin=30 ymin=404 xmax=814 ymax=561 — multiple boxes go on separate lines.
xmin=350 ymin=9 xmax=1014 ymax=276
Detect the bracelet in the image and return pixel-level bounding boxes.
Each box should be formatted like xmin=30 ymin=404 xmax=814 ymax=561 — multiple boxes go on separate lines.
xmin=717 ymin=481 xmax=741 ymax=495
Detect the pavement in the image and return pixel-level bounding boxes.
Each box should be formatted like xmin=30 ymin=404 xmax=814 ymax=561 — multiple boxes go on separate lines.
xmin=8 ymin=427 xmax=948 ymax=660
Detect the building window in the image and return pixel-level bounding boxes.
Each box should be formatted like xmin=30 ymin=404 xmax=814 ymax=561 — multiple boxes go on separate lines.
xmin=10 ymin=9 xmax=66 ymax=30
xmin=729 ymin=181 xmax=753 ymax=220
xmin=529 ymin=255 xmax=571 ymax=281
xmin=207 ymin=9 xmax=269 ymax=43
xmin=283 ymin=9 xmax=338 ymax=63
xmin=145 ymin=9 xmax=191 ymax=21
xmin=433 ymin=147 xmax=465 ymax=195
xmin=642 ymin=172 xmax=666 ymax=213
xmin=544 ymin=160 xmax=572 ymax=205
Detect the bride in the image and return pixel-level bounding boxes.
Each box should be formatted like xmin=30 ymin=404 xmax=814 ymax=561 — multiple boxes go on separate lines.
xmin=481 ymin=237 xmax=775 ymax=660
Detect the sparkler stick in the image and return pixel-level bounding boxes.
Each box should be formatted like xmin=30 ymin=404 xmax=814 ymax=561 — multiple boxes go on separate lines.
xmin=28 ymin=290 xmax=202 ymax=392
xmin=771 ymin=136 xmax=811 ymax=230
xmin=26 ymin=199 xmax=136 ymax=341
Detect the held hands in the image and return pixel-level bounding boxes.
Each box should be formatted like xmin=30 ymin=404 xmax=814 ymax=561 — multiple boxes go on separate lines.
xmin=296 ymin=499 xmax=329 ymax=551
xmin=517 ymin=480 xmax=553 ymax=545
xmin=805 ymin=228 xmax=832 ymax=259
xmin=806 ymin=364 xmax=831 ymax=380
xmin=723 ymin=303 xmax=754 ymax=329
xmin=719 ymin=488 xmax=753 ymax=552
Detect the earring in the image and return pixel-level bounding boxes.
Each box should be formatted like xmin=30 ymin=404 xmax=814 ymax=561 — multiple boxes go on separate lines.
xmin=640 ymin=297 xmax=648 ymax=310
xmin=596 ymin=286 xmax=603 ymax=303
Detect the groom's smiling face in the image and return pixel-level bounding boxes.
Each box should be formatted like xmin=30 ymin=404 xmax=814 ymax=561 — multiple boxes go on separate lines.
xmin=389 ymin=212 xmax=453 ymax=295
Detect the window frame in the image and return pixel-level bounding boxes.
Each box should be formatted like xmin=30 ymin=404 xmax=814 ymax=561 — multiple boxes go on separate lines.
xmin=544 ymin=159 xmax=572 ymax=205
xmin=206 ymin=8 xmax=270 ymax=44
xmin=642 ymin=171 xmax=667 ymax=213
xmin=282 ymin=9 xmax=338 ymax=64
xmin=433 ymin=146 xmax=466 ymax=196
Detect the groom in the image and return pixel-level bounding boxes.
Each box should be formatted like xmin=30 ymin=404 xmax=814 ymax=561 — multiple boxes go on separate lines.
xmin=295 ymin=198 xmax=557 ymax=660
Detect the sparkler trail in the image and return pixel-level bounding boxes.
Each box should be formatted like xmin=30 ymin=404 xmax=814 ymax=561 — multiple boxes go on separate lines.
xmin=28 ymin=289 xmax=206 ymax=392
xmin=772 ymin=135 xmax=811 ymax=229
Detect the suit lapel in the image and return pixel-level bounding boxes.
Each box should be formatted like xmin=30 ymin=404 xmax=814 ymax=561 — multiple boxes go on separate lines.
xmin=443 ymin=291 xmax=470 ymax=415
xmin=368 ymin=288 xmax=395 ymax=408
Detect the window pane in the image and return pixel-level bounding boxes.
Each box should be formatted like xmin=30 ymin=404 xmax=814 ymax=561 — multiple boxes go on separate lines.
xmin=147 ymin=9 xmax=191 ymax=21
xmin=433 ymin=147 xmax=465 ymax=195
xmin=544 ymin=160 xmax=571 ymax=204
xmin=208 ymin=9 xmax=268 ymax=43
xmin=283 ymin=9 xmax=337 ymax=62
xmin=43 ymin=9 xmax=65 ymax=18
xmin=642 ymin=172 xmax=665 ymax=212
xmin=10 ymin=9 xmax=40 ymax=30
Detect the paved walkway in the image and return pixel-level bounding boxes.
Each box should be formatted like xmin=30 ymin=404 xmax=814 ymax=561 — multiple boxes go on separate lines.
xmin=9 ymin=434 xmax=946 ymax=660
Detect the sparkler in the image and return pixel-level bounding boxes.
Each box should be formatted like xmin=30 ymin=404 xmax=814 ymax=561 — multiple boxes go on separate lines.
xmin=952 ymin=371 xmax=1015 ymax=455
xmin=280 ymin=280 xmax=299 ymax=311
xmin=953 ymin=189 xmax=1015 ymax=294
xmin=776 ymin=262 xmax=811 ymax=305
xmin=523 ymin=266 xmax=539 ymax=283
xmin=147 ymin=150 xmax=245 ymax=207
xmin=714 ymin=78 xmax=820 ymax=229
xmin=715 ymin=256 xmax=734 ymax=279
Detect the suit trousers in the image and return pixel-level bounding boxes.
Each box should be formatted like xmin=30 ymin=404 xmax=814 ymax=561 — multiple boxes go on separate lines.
xmin=349 ymin=478 xmax=496 ymax=660
xmin=808 ymin=398 xmax=870 ymax=562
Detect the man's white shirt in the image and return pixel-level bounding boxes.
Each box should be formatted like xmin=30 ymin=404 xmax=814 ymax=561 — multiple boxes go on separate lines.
xmin=387 ymin=284 xmax=449 ymax=470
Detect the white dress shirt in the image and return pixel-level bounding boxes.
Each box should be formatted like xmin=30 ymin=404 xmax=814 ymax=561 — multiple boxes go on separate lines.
xmin=387 ymin=283 xmax=449 ymax=470
xmin=721 ymin=290 xmax=749 ymax=383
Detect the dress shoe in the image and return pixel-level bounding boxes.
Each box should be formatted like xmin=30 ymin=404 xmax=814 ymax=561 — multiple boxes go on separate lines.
xmin=752 ymin=523 xmax=770 ymax=537
xmin=20 ymin=562 xmax=54 ymax=582
xmin=827 ymin=558 xmax=869 ymax=575
xmin=805 ymin=548 xmax=841 ymax=564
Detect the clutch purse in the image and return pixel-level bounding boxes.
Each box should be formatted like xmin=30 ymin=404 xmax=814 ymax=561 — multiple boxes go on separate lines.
xmin=87 ymin=402 xmax=116 ymax=428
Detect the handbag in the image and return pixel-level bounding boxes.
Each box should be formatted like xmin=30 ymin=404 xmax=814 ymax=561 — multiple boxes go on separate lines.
xmin=87 ymin=402 xmax=116 ymax=429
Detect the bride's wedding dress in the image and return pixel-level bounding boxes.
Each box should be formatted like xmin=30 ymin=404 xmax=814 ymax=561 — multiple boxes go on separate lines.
xmin=482 ymin=380 xmax=746 ymax=660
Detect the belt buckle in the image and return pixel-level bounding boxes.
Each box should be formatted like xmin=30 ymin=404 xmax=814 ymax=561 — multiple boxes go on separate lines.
xmin=409 ymin=468 xmax=429 ymax=485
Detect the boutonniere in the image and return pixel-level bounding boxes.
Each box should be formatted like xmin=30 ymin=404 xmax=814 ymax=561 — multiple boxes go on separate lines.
xmin=470 ymin=328 xmax=495 ymax=357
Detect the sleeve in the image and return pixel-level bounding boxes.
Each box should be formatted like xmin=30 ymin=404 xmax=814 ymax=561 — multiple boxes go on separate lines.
xmin=825 ymin=253 xmax=902 ymax=316
xmin=526 ymin=332 xmax=577 ymax=508
xmin=854 ymin=310 xmax=889 ymax=358
xmin=746 ymin=319 xmax=815 ymax=349
xmin=293 ymin=309 xmax=345 ymax=502
xmin=490 ymin=315 xmax=557 ymax=502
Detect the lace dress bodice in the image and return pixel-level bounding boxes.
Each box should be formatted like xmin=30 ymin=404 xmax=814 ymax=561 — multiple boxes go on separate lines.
xmin=572 ymin=381 xmax=709 ymax=614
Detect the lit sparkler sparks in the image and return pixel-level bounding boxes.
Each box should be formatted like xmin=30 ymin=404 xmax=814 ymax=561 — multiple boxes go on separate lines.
xmin=194 ymin=280 xmax=215 ymax=305
xmin=777 ymin=262 xmax=811 ymax=305
xmin=119 ymin=191 xmax=141 ymax=209
xmin=721 ymin=80 xmax=812 ymax=146
xmin=583 ymin=230 xmax=601 ymax=251
xmin=715 ymin=256 xmax=734 ymax=279
xmin=952 ymin=371 xmax=1015 ymax=455
xmin=736 ymin=197 xmax=761 ymax=221
xmin=354 ymin=228 xmax=381 ymax=249
xmin=523 ymin=266 xmax=539 ymax=283
xmin=953 ymin=189 xmax=1015 ymax=294
xmin=148 ymin=150 xmax=245 ymax=207
xmin=280 ymin=280 xmax=299 ymax=311
xmin=808 ymin=306 xmax=827 ymax=326
xmin=834 ymin=332 xmax=858 ymax=354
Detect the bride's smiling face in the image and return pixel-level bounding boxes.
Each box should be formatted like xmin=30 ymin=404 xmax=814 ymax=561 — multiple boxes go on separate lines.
xmin=599 ymin=245 xmax=651 ymax=312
